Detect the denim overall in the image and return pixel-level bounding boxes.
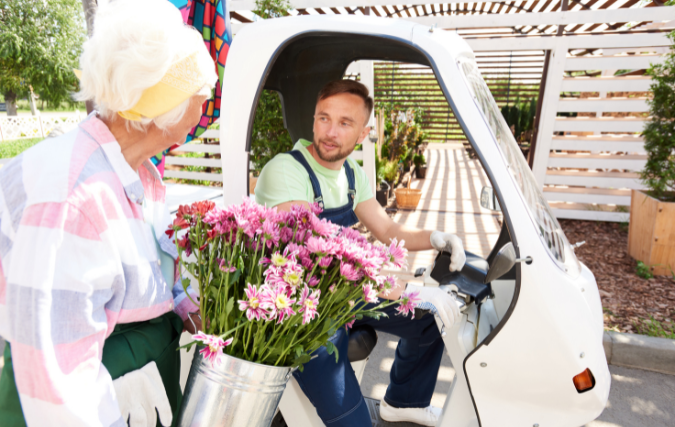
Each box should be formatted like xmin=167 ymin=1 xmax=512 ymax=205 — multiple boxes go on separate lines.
xmin=286 ymin=151 xmax=359 ymax=227
xmin=287 ymin=150 xmax=445 ymax=426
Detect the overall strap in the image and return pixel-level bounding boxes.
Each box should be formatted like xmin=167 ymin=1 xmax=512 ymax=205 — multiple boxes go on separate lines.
xmin=343 ymin=159 xmax=357 ymax=202
xmin=286 ymin=150 xmax=325 ymax=208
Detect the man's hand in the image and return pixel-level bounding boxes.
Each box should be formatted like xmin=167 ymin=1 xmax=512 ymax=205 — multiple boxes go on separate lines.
xmin=430 ymin=231 xmax=466 ymax=271
xmin=410 ymin=285 xmax=461 ymax=330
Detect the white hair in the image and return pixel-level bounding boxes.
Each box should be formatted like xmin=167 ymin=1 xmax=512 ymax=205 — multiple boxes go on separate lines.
xmin=76 ymin=0 xmax=217 ymax=131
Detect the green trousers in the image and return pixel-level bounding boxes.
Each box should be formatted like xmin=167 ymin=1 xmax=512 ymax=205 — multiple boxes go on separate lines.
xmin=0 ymin=311 xmax=184 ymax=427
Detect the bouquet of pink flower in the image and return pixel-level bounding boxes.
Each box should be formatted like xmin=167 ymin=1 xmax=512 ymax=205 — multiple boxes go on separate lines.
xmin=169 ymin=198 xmax=414 ymax=369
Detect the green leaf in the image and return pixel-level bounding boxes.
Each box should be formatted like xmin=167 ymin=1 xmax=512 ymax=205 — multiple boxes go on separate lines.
xmin=294 ymin=345 xmax=304 ymax=357
xmin=228 ymin=269 xmax=242 ymax=285
xmin=324 ymin=341 xmax=339 ymax=363
xmin=292 ymin=353 xmax=311 ymax=371
xmin=225 ymin=297 xmax=235 ymax=315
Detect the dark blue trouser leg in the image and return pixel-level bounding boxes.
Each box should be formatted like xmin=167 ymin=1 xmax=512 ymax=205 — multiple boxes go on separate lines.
xmin=293 ymin=328 xmax=371 ymax=426
xmin=356 ymin=303 xmax=444 ymax=409
xmin=292 ymin=303 xmax=444 ymax=426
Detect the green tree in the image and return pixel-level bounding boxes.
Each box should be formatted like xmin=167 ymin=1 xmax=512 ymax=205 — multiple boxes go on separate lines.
xmin=0 ymin=0 xmax=86 ymax=115
xmin=642 ymin=30 xmax=675 ymax=202
xmin=249 ymin=90 xmax=294 ymax=173
xmin=248 ymin=0 xmax=293 ymax=174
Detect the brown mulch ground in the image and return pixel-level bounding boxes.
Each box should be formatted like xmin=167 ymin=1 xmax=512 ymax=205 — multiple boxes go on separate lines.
xmin=560 ymin=219 xmax=675 ymax=334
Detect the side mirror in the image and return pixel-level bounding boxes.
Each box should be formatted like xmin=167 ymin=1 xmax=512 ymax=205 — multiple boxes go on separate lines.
xmin=485 ymin=242 xmax=516 ymax=284
xmin=480 ymin=186 xmax=501 ymax=212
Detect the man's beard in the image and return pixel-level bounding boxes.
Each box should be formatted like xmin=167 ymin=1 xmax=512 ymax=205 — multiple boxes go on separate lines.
xmin=312 ymin=137 xmax=358 ymax=163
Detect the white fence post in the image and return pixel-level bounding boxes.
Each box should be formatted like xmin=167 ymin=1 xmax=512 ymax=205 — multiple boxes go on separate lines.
xmin=531 ymin=39 xmax=569 ymax=187
xmin=345 ymin=60 xmax=377 ymax=195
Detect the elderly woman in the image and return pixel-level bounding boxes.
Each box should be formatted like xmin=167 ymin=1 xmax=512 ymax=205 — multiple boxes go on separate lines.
xmin=0 ymin=1 xmax=216 ymax=426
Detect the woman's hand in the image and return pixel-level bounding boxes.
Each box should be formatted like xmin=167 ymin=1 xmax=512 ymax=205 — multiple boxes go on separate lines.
xmin=183 ymin=312 xmax=203 ymax=334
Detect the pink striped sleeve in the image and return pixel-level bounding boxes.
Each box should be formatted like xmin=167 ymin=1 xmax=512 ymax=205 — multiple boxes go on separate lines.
xmin=8 ymin=201 xmax=123 ymax=427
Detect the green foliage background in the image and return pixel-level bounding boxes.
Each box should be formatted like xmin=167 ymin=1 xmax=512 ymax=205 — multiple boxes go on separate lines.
xmin=247 ymin=0 xmax=294 ymax=174
xmin=0 ymin=0 xmax=86 ymax=111
xmin=249 ymin=90 xmax=294 ymax=174
xmin=642 ymin=30 xmax=675 ymax=201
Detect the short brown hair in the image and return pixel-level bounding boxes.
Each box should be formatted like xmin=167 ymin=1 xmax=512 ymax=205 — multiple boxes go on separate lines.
xmin=317 ymin=80 xmax=374 ymax=119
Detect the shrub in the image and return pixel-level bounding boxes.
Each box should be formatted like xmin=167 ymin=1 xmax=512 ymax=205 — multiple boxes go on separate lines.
xmin=249 ymin=90 xmax=294 ymax=175
xmin=413 ymin=153 xmax=426 ymax=167
xmin=500 ymin=97 xmax=537 ymax=143
xmin=642 ymin=30 xmax=675 ymax=202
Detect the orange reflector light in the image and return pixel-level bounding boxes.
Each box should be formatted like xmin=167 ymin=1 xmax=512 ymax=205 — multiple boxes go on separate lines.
xmin=573 ymin=368 xmax=595 ymax=393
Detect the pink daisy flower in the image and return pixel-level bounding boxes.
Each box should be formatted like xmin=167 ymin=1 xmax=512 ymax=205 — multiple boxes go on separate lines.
xmin=218 ymin=258 xmax=237 ymax=273
xmin=396 ymin=290 xmax=421 ymax=319
xmin=192 ymin=331 xmax=234 ymax=367
xmin=298 ymin=286 xmax=321 ymax=324
xmin=340 ymin=262 xmax=362 ymax=282
xmin=318 ymin=256 xmax=333 ymax=268
xmin=261 ymin=285 xmax=296 ymax=324
xmin=238 ymin=284 xmax=267 ymax=321
xmin=387 ymin=238 xmax=408 ymax=269
xmin=362 ymin=284 xmax=379 ymax=304
xmin=259 ymin=219 xmax=280 ymax=248
xmin=344 ymin=316 xmax=356 ymax=330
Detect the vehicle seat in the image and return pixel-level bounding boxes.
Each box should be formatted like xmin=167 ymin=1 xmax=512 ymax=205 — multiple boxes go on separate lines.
xmin=347 ymin=324 xmax=378 ymax=362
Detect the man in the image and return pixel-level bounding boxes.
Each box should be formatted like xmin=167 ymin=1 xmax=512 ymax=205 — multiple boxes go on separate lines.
xmin=255 ymin=80 xmax=467 ymax=426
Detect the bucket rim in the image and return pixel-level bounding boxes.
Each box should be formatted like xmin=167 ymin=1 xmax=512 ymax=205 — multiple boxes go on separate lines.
xmin=194 ymin=345 xmax=296 ymax=373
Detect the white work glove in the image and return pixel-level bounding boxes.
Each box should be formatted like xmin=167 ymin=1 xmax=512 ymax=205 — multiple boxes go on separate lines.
xmin=409 ymin=285 xmax=462 ymax=331
xmin=430 ymin=231 xmax=467 ymax=272
xmin=113 ymin=361 xmax=173 ymax=427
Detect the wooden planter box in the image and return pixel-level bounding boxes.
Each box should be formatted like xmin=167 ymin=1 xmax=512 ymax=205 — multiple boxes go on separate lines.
xmin=628 ymin=189 xmax=675 ymax=276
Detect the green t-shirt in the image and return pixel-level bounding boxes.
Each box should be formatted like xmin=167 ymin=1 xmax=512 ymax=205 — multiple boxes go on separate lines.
xmin=255 ymin=139 xmax=373 ymax=209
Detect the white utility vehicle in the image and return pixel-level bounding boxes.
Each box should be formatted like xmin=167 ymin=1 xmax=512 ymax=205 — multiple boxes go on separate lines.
xmin=175 ymin=14 xmax=610 ymax=427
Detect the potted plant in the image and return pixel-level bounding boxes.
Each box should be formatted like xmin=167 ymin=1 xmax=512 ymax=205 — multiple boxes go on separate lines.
xmin=413 ymin=153 xmax=427 ymax=179
xmin=169 ymin=199 xmax=416 ymax=426
xmin=628 ymin=30 xmax=675 ymax=276
xmin=375 ymin=155 xmax=391 ymax=206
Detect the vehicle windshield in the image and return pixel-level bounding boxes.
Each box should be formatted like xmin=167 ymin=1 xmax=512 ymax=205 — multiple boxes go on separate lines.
xmin=458 ymin=59 xmax=581 ymax=277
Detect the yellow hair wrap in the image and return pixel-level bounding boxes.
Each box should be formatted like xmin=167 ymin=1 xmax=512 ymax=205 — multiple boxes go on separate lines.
xmin=74 ymin=52 xmax=208 ymax=122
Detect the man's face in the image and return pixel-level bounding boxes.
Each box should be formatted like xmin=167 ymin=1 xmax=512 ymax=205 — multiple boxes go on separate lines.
xmin=312 ymin=92 xmax=370 ymax=163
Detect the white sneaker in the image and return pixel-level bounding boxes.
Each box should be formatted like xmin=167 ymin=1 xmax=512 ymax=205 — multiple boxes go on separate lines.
xmin=379 ymin=399 xmax=442 ymax=426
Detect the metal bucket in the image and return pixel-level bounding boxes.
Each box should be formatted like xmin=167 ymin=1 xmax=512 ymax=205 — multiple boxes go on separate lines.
xmin=176 ymin=348 xmax=293 ymax=427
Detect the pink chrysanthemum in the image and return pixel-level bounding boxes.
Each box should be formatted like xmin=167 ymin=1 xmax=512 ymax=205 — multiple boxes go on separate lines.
xmin=377 ymin=275 xmax=398 ymax=296
xmin=362 ymin=284 xmax=379 ymax=304
xmin=218 ymin=258 xmax=237 ymax=273
xmin=238 ymin=284 xmax=267 ymax=321
xmin=344 ymin=316 xmax=356 ymax=330
xmin=306 ymin=236 xmax=334 ymax=256
xmin=387 ymin=238 xmax=408 ymax=269
xmin=259 ymin=219 xmax=280 ymax=248
xmin=318 ymin=256 xmax=333 ymax=268
xmin=396 ymin=290 xmax=421 ymax=319
xmin=340 ymin=262 xmax=362 ymax=282
xmin=310 ymin=215 xmax=338 ymax=237
xmin=193 ymin=331 xmax=233 ymax=367
xmin=261 ymin=285 xmax=297 ymax=323
xmin=298 ymin=286 xmax=321 ymax=324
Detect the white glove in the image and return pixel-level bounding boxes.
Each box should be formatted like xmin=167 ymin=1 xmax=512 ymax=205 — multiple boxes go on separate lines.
xmin=430 ymin=231 xmax=467 ymax=272
xmin=409 ymin=284 xmax=461 ymax=331
xmin=113 ymin=361 xmax=173 ymax=427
